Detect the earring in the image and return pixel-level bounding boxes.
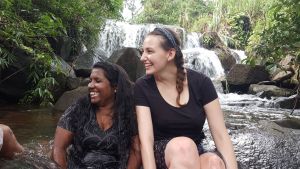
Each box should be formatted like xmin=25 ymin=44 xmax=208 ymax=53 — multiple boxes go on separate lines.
xmin=114 ymin=89 xmax=117 ymax=93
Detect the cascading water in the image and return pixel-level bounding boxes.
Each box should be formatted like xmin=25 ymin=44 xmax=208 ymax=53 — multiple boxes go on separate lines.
xmin=183 ymin=32 xmax=225 ymax=79
xmin=97 ymin=20 xmax=157 ymax=57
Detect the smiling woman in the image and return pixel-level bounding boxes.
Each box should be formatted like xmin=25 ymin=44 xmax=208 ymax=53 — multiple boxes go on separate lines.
xmin=52 ymin=62 xmax=141 ymax=169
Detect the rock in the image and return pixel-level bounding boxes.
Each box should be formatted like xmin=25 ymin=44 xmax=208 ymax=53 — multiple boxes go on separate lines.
xmin=214 ymin=47 xmax=236 ymax=72
xmin=0 ymin=65 xmax=31 ymax=102
xmin=53 ymin=86 xmax=88 ymax=111
xmin=201 ymin=32 xmax=236 ymax=72
xmin=74 ymin=48 xmax=107 ymax=77
xmin=277 ymin=94 xmax=300 ymax=109
xmin=54 ymin=57 xmax=76 ymax=78
xmin=108 ymin=47 xmax=145 ymax=82
xmin=65 ymin=77 xmax=81 ymax=90
xmin=47 ymin=36 xmax=73 ymax=62
xmin=270 ymin=55 xmax=298 ymax=89
xmin=249 ymin=84 xmax=295 ymax=99
xmin=272 ymin=71 xmax=294 ymax=83
xmin=223 ymin=64 xmax=270 ymax=93
xmin=279 ymin=55 xmax=294 ymax=70
xmin=274 ymin=118 xmax=300 ymax=129
xmin=232 ymin=120 xmax=300 ymax=168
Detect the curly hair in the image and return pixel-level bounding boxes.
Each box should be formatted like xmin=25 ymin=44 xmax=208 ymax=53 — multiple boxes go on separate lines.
xmin=148 ymin=27 xmax=186 ymax=107
xmin=91 ymin=61 xmax=136 ymax=169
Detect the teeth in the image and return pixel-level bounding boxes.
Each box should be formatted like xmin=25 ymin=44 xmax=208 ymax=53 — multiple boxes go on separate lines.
xmin=90 ymin=92 xmax=99 ymax=96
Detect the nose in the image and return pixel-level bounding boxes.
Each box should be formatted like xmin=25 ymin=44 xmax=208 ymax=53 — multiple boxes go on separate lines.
xmin=140 ymin=51 xmax=146 ymax=62
xmin=88 ymin=81 xmax=94 ymax=88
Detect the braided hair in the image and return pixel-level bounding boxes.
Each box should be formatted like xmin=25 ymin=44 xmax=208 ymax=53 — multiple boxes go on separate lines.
xmin=148 ymin=27 xmax=186 ymax=107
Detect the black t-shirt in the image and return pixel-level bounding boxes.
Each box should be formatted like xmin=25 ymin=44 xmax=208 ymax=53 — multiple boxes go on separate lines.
xmin=134 ymin=68 xmax=218 ymax=143
xmin=58 ymin=98 xmax=120 ymax=169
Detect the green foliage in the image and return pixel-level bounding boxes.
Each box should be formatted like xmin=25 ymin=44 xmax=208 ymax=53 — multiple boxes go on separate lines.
xmin=246 ymin=0 xmax=300 ymax=67
xmin=134 ymin=0 xmax=213 ymax=31
xmin=0 ymin=0 xmax=122 ymax=106
xmin=228 ymin=14 xmax=251 ymax=49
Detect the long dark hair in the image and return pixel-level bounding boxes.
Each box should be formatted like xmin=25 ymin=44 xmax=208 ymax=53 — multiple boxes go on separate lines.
xmin=148 ymin=27 xmax=186 ymax=107
xmin=92 ymin=61 xmax=135 ymax=168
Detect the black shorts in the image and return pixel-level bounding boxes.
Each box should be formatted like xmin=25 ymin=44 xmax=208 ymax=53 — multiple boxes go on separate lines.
xmin=153 ymin=139 xmax=225 ymax=169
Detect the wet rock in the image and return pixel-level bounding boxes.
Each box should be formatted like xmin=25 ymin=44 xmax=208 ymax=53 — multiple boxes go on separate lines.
xmin=277 ymin=94 xmax=300 ymax=109
xmin=48 ymin=36 xmax=73 ymax=62
xmin=236 ymin=120 xmax=300 ymax=169
xmin=108 ymin=47 xmax=145 ymax=82
xmin=223 ymin=64 xmax=270 ymax=93
xmin=274 ymin=118 xmax=300 ymax=129
xmin=74 ymin=48 xmax=107 ymax=77
xmin=0 ymin=51 xmax=75 ymax=103
xmin=249 ymin=84 xmax=295 ymax=99
xmin=0 ymin=63 xmax=31 ymax=103
xmin=53 ymin=86 xmax=88 ymax=111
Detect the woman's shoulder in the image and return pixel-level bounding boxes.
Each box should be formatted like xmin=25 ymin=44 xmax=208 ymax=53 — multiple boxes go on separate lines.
xmin=135 ymin=74 xmax=154 ymax=86
xmin=186 ymin=68 xmax=210 ymax=82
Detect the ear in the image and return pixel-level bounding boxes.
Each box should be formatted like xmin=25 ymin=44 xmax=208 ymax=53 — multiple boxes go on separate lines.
xmin=167 ymin=49 xmax=176 ymax=61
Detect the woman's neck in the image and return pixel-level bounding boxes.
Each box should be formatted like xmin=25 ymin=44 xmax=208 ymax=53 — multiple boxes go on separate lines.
xmin=96 ymin=102 xmax=114 ymax=116
xmin=154 ymin=64 xmax=178 ymax=84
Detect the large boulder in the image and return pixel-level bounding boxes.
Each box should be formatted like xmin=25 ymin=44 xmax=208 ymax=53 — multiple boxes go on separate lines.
xmin=201 ymin=32 xmax=236 ymax=72
xmin=249 ymin=84 xmax=295 ymax=99
xmin=277 ymin=94 xmax=300 ymax=109
xmin=270 ymin=55 xmax=298 ymax=89
xmin=53 ymin=86 xmax=88 ymax=111
xmin=223 ymin=64 xmax=270 ymax=93
xmin=0 ymin=48 xmax=76 ymax=104
xmin=0 ymin=52 xmax=32 ymax=103
xmin=232 ymin=120 xmax=300 ymax=168
xmin=47 ymin=36 xmax=73 ymax=62
xmin=108 ymin=47 xmax=145 ymax=82
xmin=74 ymin=48 xmax=107 ymax=77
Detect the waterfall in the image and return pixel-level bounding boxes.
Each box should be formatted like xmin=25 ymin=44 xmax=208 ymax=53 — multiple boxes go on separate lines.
xmin=96 ymin=20 xmax=247 ymax=80
xmin=183 ymin=32 xmax=224 ymax=79
xmin=97 ymin=20 xmax=157 ymax=57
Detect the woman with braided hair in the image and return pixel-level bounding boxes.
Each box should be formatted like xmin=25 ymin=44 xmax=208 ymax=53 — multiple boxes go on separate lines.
xmin=52 ymin=62 xmax=141 ymax=169
xmin=134 ymin=28 xmax=237 ymax=169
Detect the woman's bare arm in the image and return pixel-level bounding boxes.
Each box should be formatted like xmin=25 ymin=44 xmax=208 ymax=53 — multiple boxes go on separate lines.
xmin=136 ymin=105 xmax=156 ymax=169
xmin=127 ymin=135 xmax=142 ymax=169
xmin=52 ymin=127 xmax=74 ymax=169
xmin=204 ymin=99 xmax=238 ymax=169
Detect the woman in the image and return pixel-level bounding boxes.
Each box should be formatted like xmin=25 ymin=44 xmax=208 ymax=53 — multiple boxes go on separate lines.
xmin=52 ymin=62 xmax=141 ymax=169
xmin=134 ymin=28 xmax=238 ymax=169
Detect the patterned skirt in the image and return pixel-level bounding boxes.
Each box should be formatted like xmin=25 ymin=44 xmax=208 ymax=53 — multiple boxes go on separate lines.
xmin=153 ymin=139 xmax=224 ymax=169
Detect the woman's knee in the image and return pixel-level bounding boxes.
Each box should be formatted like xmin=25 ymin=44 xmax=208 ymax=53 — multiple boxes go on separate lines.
xmin=165 ymin=137 xmax=198 ymax=155
xmin=200 ymin=152 xmax=226 ymax=169
xmin=0 ymin=124 xmax=11 ymax=134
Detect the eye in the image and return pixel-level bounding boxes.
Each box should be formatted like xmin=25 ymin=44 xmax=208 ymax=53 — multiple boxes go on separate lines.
xmin=138 ymin=48 xmax=144 ymax=55
xmin=147 ymin=49 xmax=153 ymax=54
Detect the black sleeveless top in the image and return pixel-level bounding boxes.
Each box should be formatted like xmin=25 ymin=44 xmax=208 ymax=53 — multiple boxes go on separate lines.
xmin=134 ymin=69 xmax=218 ymax=144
